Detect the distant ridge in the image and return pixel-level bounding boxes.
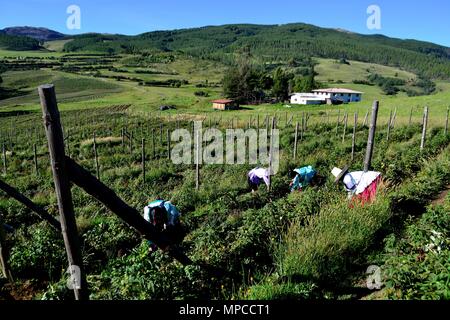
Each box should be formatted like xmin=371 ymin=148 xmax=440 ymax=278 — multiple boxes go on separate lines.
xmin=1 ymin=26 xmax=66 ymax=41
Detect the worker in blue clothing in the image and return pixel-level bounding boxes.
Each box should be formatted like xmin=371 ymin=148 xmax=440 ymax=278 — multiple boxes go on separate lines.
xmin=289 ymin=166 xmax=322 ymax=192
xmin=143 ymin=199 xmax=185 ymax=253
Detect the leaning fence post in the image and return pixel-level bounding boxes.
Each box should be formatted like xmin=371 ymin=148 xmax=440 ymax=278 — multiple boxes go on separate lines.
xmin=38 ymin=84 xmax=88 ymax=300
xmin=2 ymin=144 xmax=6 ymax=175
xmin=364 ymin=101 xmax=379 ymax=172
xmin=420 ymin=106 xmax=428 ymax=152
xmin=363 ymin=109 xmax=369 ymax=127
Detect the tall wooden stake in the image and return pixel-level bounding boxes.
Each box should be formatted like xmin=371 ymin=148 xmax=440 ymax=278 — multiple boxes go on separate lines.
xmin=34 ymin=144 xmax=39 ymax=175
xmin=387 ymin=110 xmax=392 ymax=142
xmin=364 ymin=101 xmax=379 ymax=172
xmin=342 ymin=112 xmax=348 ymax=143
xmin=293 ymin=121 xmax=299 ymax=160
xmin=363 ymin=109 xmax=369 ymax=127
xmin=409 ymin=107 xmax=413 ymax=126
xmin=268 ymin=117 xmax=275 ymax=192
xmin=420 ymin=106 xmax=428 ymax=152
xmin=38 ymin=84 xmax=88 ymax=300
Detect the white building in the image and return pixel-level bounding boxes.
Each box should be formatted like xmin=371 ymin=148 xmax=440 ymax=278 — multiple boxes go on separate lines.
xmin=312 ymin=88 xmax=363 ymax=103
xmin=290 ymin=93 xmax=326 ymax=105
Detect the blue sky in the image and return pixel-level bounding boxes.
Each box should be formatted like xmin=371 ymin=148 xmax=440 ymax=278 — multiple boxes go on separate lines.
xmin=1 ymin=0 xmax=449 ymax=46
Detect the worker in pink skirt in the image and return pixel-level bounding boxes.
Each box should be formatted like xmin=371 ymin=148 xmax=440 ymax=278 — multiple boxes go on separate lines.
xmin=331 ymin=166 xmax=382 ymax=205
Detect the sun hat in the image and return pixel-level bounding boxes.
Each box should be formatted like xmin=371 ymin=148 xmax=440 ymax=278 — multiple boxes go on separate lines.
xmin=331 ymin=165 xmax=349 ymax=184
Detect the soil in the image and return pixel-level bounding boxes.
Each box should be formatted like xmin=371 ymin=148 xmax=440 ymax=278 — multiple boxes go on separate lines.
xmin=431 ymin=185 xmax=450 ymax=206
xmin=0 ymin=280 xmax=46 ymax=300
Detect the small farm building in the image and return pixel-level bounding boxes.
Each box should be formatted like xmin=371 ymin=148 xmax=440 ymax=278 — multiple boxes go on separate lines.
xmin=212 ymin=99 xmax=239 ymax=110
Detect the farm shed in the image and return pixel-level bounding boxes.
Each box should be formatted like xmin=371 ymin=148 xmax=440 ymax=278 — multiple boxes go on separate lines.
xmin=212 ymin=99 xmax=239 ymax=110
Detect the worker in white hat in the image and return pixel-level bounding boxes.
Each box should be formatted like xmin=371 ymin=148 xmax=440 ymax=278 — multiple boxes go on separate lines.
xmin=331 ymin=166 xmax=382 ymax=204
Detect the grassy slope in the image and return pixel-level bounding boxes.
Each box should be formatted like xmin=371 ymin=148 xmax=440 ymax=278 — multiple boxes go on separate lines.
xmin=43 ymin=39 xmax=74 ymax=52
xmin=1 ymin=49 xmax=449 ymax=128
xmin=314 ymin=58 xmax=416 ymax=83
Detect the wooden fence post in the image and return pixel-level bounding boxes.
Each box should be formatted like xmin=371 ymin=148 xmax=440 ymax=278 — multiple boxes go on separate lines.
xmin=342 ymin=112 xmax=348 ymax=143
xmin=268 ymin=117 xmax=275 ymax=192
xmin=121 ymin=128 xmax=125 ymax=152
xmin=93 ymin=132 xmax=100 ymax=181
xmin=336 ymin=109 xmax=340 ymax=135
xmin=38 ymin=84 xmax=88 ymax=300
xmin=130 ymin=130 xmax=133 ymax=156
xmin=2 ymin=144 xmax=6 ymax=175
xmin=364 ymin=101 xmax=379 ymax=172
xmin=293 ymin=121 xmax=299 ymax=160
xmin=34 ymin=144 xmax=39 ymax=175
xmin=409 ymin=107 xmax=413 ymax=126
xmin=391 ymin=107 xmax=397 ymax=130
xmin=363 ymin=109 xmax=369 ymax=127
xmin=420 ymin=106 xmax=429 ymax=152
xmin=386 ymin=110 xmax=392 ymax=142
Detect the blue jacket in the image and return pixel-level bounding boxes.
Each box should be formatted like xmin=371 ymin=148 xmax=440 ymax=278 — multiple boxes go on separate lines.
xmin=291 ymin=166 xmax=317 ymax=191
xmin=144 ymin=200 xmax=180 ymax=227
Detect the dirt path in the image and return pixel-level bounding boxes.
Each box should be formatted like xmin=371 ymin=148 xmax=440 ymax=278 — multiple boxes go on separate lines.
xmin=431 ymin=184 xmax=450 ymax=206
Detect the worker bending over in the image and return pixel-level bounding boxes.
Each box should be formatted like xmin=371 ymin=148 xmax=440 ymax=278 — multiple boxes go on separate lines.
xmin=247 ymin=167 xmax=270 ymax=192
xmin=332 ymin=166 xmax=382 ymax=205
xmin=143 ymin=199 xmax=185 ymax=252
xmin=290 ymin=165 xmax=322 ymax=192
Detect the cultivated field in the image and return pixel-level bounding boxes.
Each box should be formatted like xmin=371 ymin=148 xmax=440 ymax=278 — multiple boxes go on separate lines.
xmin=0 ymin=47 xmax=449 ymax=300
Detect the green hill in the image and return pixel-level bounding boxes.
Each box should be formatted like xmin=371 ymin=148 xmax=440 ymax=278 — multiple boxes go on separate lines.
xmin=0 ymin=32 xmax=41 ymax=51
xmin=62 ymin=23 xmax=450 ymax=79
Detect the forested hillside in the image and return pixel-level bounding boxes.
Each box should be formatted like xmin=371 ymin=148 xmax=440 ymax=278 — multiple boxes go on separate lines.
xmin=62 ymin=23 xmax=450 ymax=79
xmin=0 ymin=33 xmax=41 ymax=51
